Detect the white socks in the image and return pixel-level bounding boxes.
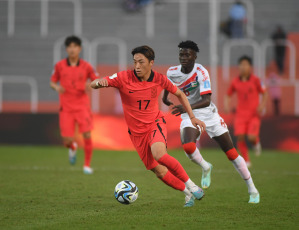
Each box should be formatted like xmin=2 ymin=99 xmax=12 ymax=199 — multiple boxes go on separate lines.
xmin=185 ymin=179 xmax=198 ymax=192
xmin=185 ymin=148 xmax=210 ymax=171
xmin=232 ymin=155 xmax=258 ymax=194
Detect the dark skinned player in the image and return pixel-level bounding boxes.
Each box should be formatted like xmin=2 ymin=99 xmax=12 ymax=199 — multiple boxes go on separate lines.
xmin=162 ymin=40 xmax=260 ymax=203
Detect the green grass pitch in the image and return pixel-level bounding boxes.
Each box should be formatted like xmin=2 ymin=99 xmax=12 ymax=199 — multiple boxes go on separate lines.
xmin=0 ymin=146 xmax=298 ymax=230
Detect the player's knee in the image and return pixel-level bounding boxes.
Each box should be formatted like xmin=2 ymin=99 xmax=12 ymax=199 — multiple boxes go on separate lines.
xmin=151 ymin=165 xmax=168 ymax=179
xmin=83 ymin=131 xmax=91 ymax=139
xmin=237 ymin=135 xmax=246 ymax=141
xmin=183 ymin=142 xmax=197 ymax=155
xmin=247 ymin=135 xmax=256 ymax=143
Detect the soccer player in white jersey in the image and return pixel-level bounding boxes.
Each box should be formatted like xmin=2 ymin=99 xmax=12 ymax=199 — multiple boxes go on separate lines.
xmin=162 ymin=40 xmax=260 ymax=203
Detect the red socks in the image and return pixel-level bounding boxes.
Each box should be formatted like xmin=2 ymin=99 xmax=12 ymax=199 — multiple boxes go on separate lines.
xmin=84 ymin=138 xmax=93 ymax=167
xmin=158 ymin=153 xmax=189 ymax=183
xmin=237 ymin=140 xmax=250 ymax=162
xmin=225 ymin=148 xmax=239 ymax=161
xmin=160 ymin=171 xmax=185 ymax=191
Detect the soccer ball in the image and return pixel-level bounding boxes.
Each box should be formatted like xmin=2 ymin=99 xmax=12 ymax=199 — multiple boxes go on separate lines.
xmin=114 ymin=180 xmax=139 ymax=204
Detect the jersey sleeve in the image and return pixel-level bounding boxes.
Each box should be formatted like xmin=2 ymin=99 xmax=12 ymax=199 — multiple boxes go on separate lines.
xmin=198 ymin=67 xmax=212 ymax=95
xmin=227 ymin=80 xmax=235 ymax=96
xmin=161 ymin=74 xmax=177 ymax=94
xmin=87 ymin=64 xmax=99 ymax=81
xmin=50 ymin=64 xmax=60 ymax=82
xmin=104 ymin=72 xmax=122 ymax=88
xmin=255 ymin=78 xmax=266 ymax=93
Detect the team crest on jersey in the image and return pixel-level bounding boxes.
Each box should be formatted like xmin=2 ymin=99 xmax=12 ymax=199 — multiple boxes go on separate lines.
xmin=151 ymin=87 xmax=157 ymax=98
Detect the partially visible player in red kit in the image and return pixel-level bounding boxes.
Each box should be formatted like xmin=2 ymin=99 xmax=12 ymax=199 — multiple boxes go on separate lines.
xmin=91 ymin=45 xmax=206 ymax=207
xmin=225 ymin=56 xmax=268 ymax=167
xmin=50 ymin=36 xmax=98 ymax=174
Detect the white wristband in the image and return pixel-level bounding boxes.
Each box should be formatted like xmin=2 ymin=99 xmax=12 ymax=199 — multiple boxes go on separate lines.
xmin=96 ymin=81 xmax=100 ymax=87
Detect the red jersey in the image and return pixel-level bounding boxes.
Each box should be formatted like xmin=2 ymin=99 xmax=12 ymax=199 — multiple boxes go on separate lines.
xmin=105 ymin=70 xmax=178 ymax=135
xmin=227 ymin=75 xmax=266 ymax=118
xmin=51 ymin=58 xmax=98 ymax=112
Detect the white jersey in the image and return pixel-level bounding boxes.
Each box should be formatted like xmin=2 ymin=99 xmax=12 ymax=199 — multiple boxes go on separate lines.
xmin=167 ymin=63 xmax=218 ymax=125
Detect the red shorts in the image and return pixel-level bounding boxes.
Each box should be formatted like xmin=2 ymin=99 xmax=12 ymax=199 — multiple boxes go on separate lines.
xmin=234 ymin=116 xmax=261 ymax=137
xmin=129 ymin=119 xmax=167 ymax=170
xmin=59 ymin=109 xmax=93 ymax=137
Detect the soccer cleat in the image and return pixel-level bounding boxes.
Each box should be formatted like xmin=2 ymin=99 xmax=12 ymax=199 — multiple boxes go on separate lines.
xmin=191 ymin=187 xmax=205 ymax=200
xmin=184 ymin=195 xmax=195 ymax=208
xmin=201 ymin=163 xmax=213 ymax=189
xmin=254 ymin=142 xmax=262 ymax=156
xmin=83 ymin=166 xmax=94 ymax=175
xmin=68 ymin=142 xmax=78 ymax=165
xmin=249 ymin=192 xmax=260 ymax=204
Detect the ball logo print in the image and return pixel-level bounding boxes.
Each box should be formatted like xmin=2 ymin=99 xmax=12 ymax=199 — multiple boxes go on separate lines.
xmin=114 ymin=180 xmax=139 ymax=204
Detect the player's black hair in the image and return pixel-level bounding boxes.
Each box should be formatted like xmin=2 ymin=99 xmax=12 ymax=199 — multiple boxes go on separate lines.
xmin=238 ymin=55 xmax=252 ymax=65
xmin=131 ymin=45 xmax=155 ymax=61
xmin=178 ymin=40 xmax=200 ymax=53
xmin=64 ymin=35 xmax=82 ymax=47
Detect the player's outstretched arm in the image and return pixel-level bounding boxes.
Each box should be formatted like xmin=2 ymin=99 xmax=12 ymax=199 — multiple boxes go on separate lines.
xmin=162 ymin=90 xmax=173 ymax=106
xmin=90 ymin=79 xmax=108 ymax=89
xmin=173 ymin=89 xmax=206 ymax=132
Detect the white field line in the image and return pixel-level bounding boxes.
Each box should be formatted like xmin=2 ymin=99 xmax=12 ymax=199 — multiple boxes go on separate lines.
xmin=0 ymin=166 xmax=299 ymax=176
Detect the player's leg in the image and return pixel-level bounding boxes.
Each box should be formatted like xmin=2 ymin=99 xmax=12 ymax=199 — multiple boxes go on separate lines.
xmin=247 ymin=117 xmax=262 ymax=156
xmin=82 ymin=131 xmax=93 ymax=174
xmin=77 ymin=109 xmax=94 ymax=174
xmin=235 ymin=117 xmax=251 ymax=166
xmin=59 ymin=110 xmax=77 ymax=165
xmin=151 ymin=141 xmax=204 ymax=201
xmin=181 ymin=125 xmax=212 ymax=189
xmin=150 ymin=164 xmax=195 ymax=207
xmin=213 ymin=132 xmax=260 ymax=203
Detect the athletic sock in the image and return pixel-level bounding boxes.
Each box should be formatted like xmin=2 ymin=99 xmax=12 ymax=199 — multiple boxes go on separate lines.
xmin=229 ymin=150 xmax=258 ymax=194
xmin=237 ymin=140 xmax=250 ymax=162
xmin=160 ymin=170 xmax=186 ymax=191
xmin=158 ymin=153 xmax=189 ymax=183
xmin=65 ymin=141 xmax=76 ymax=150
xmin=185 ymin=178 xmax=199 ymax=193
xmin=185 ymin=148 xmax=210 ymax=171
xmin=83 ymin=138 xmax=93 ymax=167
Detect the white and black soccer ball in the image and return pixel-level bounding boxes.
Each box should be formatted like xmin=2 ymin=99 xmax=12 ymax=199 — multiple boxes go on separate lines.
xmin=114 ymin=180 xmax=139 ymax=204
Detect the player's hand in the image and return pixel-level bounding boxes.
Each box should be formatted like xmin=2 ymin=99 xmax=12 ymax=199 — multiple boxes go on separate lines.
xmin=163 ymin=99 xmax=174 ymax=106
xmin=55 ymin=85 xmax=65 ymax=94
xmin=191 ymin=117 xmax=206 ymax=132
xmin=90 ymin=79 xmax=108 ymax=89
xmin=171 ymin=105 xmax=186 ymax=116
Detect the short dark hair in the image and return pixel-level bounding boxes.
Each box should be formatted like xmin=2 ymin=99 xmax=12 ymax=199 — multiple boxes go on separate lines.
xmin=178 ymin=40 xmax=200 ymax=52
xmin=238 ymin=55 xmax=252 ymax=65
xmin=131 ymin=45 xmax=155 ymax=61
xmin=64 ymin=35 xmax=82 ymax=47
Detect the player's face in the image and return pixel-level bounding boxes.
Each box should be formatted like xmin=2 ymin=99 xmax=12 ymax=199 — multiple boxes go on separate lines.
xmin=238 ymin=60 xmax=252 ymax=77
xmin=133 ymin=53 xmax=154 ymax=78
xmin=179 ymin=48 xmax=196 ymax=69
xmin=66 ymin=43 xmax=81 ymax=59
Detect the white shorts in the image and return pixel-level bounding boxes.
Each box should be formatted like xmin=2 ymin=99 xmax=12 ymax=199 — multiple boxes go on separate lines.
xmin=180 ymin=112 xmax=228 ymax=140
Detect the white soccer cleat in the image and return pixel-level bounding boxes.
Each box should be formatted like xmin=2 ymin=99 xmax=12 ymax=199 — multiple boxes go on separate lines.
xmin=249 ymin=192 xmax=260 ymax=204
xmin=83 ymin=166 xmax=93 ymax=175
xmin=254 ymin=142 xmax=262 ymax=156
xmin=68 ymin=142 xmax=78 ymax=165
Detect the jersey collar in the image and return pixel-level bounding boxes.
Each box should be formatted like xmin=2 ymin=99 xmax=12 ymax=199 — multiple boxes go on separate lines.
xmin=66 ymin=58 xmax=80 ymax=66
xmin=134 ymin=70 xmax=154 ymax=82
xmin=239 ymin=74 xmax=252 ymax=81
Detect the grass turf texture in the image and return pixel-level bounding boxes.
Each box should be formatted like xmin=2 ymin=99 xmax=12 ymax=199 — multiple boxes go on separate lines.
xmin=0 ymin=146 xmax=298 ymax=230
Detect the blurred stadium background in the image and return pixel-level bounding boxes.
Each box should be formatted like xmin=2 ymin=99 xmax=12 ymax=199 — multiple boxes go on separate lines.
xmin=0 ymin=0 xmax=298 ymax=152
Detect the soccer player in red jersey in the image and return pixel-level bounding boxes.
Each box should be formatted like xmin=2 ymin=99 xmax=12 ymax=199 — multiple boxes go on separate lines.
xmin=50 ymin=36 xmax=98 ymax=174
xmin=91 ymin=45 xmax=206 ymax=207
xmin=163 ymin=41 xmax=260 ymax=203
xmin=225 ymin=56 xmax=268 ymax=167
